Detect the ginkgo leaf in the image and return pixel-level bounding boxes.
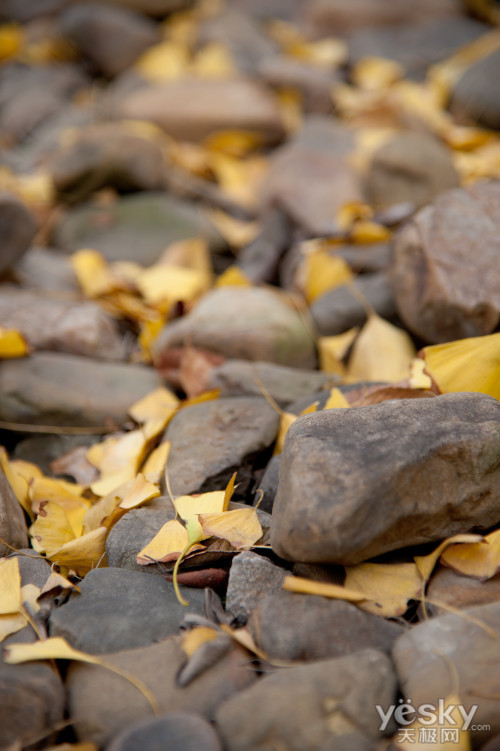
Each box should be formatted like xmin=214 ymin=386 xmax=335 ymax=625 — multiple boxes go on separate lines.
xmin=119 ymin=474 xmax=160 ymax=510
xmin=141 ymin=441 xmax=171 ymax=484
xmin=349 ymin=221 xmax=391 ymax=244
xmin=440 ymin=528 xmax=500 ymax=580
xmin=129 ymin=387 xmax=179 ymax=424
xmin=351 ymin=56 xmax=405 ymax=91
xmin=0 ymin=327 xmax=29 ymax=358
xmin=0 ymin=611 xmax=27 ymax=643
xmin=134 ymin=40 xmax=188 ymax=82
xmin=323 ymin=387 xmax=350 ymax=410
xmin=283 ymin=575 xmax=366 ymax=602
xmin=414 ymin=533 xmax=484 ymax=582
xmin=137 ymin=265 xmax=210 ymax=306
xmin=71 ymin=249 xmax=117 ymax=298
xmin=215 ymin=266 xmax=252 ymax=287
xmin=49 ymin=527 xmax=107 ymax=576
xmin=30 ymin=501 xmax=76 ymax=557
xmin=40 ymin=571 xmax=79 ymax=597
xmin=303 ymin=250 xmax=353 ymax=304
xmin=89 ymin=430 xmax=148 ymax=496
xmin=190 ymin=42 xmax=236 ymax=78
xmin=83 ymin=481 xmax=132 ymax=534
xmin=182 ymin=626 xmax=219 ymax=658
xmin=138 ymin=315 xmax=165 ymax=362
xmin=420 ymin=332 xmax=500 ymax=400
xmin=206 ymin=210 xmax=259 ymax=248
xmin=0 ymin=23 xmax=23 ymax=62
xmin=344 ymin=561 xmax=424 ymax=617
xmin=318 ymin=328 xmax=359 ymax=374
xmin=347 ymin=314 xmax=416 ymax=383
xmin=0 ymin=448 xmax=31 ymax=517
xmin=136 ymin=519 xmax=195 ymax=565
xmin=198 ymin=508 xmax=262 ymax=549
xmin=203 ymin=130 xmax=263 ymax=157
xmin=0 ymin=557 xmax=21 ymax=614
xmin=409 ymin=357 xmax=433 ymax=390
xmin=222 ymin=472 xmax=237 ymax=512
xmin=173 ymin=491 xmax=227 ymax=523
xmin=274 ymin=412 xmax=297 ymax=455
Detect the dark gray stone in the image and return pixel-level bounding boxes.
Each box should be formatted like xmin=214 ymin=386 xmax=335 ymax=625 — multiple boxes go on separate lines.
xmin=0 ymin=468 xmax=28 ymax=557
xmin=14 ymin=434 xmax=99 ymax=477
xmin=271 ymin=392 xmax=500 ymax=565
xmin=255 ymin=454 xmax=281 ymax=514
xmin=0 ymin=191 xmax=37 ymax=275
xmin=0 ymin=352 xmax=160 ymax=427
xmin=248 ymin=590 xmax=404 ymax=661
xmin=12 ymin=549 xmax=51 ymax=589
xmin=450 ymin=47 xmax=500 ymax=130
xmin=237 ymin=208 xmax=291 ymax=285
xmin=216 ymin=649 xmax=397 ymax=751
xmin=106 ymin=712 xmax=223 ymax=751
xmin=225 ymin=551 xmax=287 ymax=624
xmin=259 ymin=54 xmax=339 ymax=114
xmin=49 ymin=567 xmax=205 ymax=653
xmin=12 ymin=247 xmax=78 ymax=292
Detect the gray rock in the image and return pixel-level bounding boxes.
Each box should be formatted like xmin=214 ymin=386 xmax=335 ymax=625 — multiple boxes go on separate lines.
xmin=216 ymin=649 xmax=397 ymax=751
xmin=237 ymin=208 xmax=291 ymax=285
xmin=225 ymin=551 xmax=287 ymax=624
xmin=105 ymin=497 xmax=176 ymax=574
xmin=450 ymin=47 xmax=500 ymax=130
xmin=153 ymin=287 xmax=317 ymax=369
xmin=163 ymin=397 xmax=280 ymax=497
xmin=392 ymin=182 xmax=500 ymax=342
xmin=0 ymin=191 xmax=37 ymax=275
xmin=52 ymin=192 xmax=221 ymax=264
xmin=0 ymin=352 xmax=160 ymax=427
xmin=106 ymin=712 xmax=223 ymax=751
xmin=366 ymin=131 xmax=459 ymax=209
xmin=259 ymin=54 xmax=339 ymax=114
xmin=51 ymin=122 xmax=165 ymax=200
xmin=12 ymin=247 xmax=78 ymax=292
xmin=0 ymin=288 xmax=126 ymax=360
xmin=425 ymin=568 xmax=500 ymax=617
xmin=110 ymin=77 xmax=285 ymax=145
xmin=271 ymin=392 xmax=500 ymax=565
xmin=393 ymin=602 xmax=500 ymax=744
xmin=255 ymin=454 xmax=281 ymax=514
xmin=12 ymin=549 xmax=51 ymax=589
xmin=335 ymin=242 xmax=392 ymax=274
xmin=311 ymin=273 xmax=396 ymax=336
xmin=49 ymin=567 xmax=205 ymax=653
xmin=13 ymin=434 xmax=99 ymax=477
xmin=59 ymin=3 xmax=159 ymax=78
xmin=206 ymin=360 xmax=331 ymax=405
xmin=67 ymin=636 xmax=257 ymax=746
xmin=0 ymin=658 xmax=65 ymax=749
xmin=229 ymin=0 xmax=302 ymax=23
xmin=0 ymin=468 xmax=28 ymax=557
xmin=247 ymin=590 xmax=404 ymax=661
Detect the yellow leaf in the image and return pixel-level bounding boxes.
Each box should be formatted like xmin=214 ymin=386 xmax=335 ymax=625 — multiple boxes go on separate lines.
xmin=420 ymin=333 xmax=500 ymax=399
xmin=347 ymin=314 xmax=416 ymax=383
xmin=71 ymin=249 xmax=117 ymax=298
xmin=182 ymin=625 xmax=219 ymax=657
xmin=0 ymin=327 xmax=29 ymax=358
xmin=336 ymin=202 xmax=373 ymax=231
xmin=190 ymin=42 xmax=236 ymax=78
xmin=141 ymin=441 xmax=171 ymax=484
xmin=349 ymin=220 xmax=391 ymax=244
xmin=138 ymin=315 xmax=165 ymax=362
xmin=303 ymin=250 xmax=353 ymax=304
xmin=134 ymin=40 xmax=188 ymax=82
xmin=89 ymin=430 xmax=148 ymax=496
xmin=8 ymin=459 xmax=43 ymax=485
xmin=344 ymin=561 xmax=423 ymax=617
xmin=209 ymin=153 xmax=268 ymax=210
xmin=396 ymin=693 xmax=471 ymax=750
xmin=409 ymin=357 xmax=433 ymax=390
xmin=414 ymin=533 xmax=484 ymax=582
xmin=129 ymin=387 xmax=179 ymax=424
xmin=198 ymin=508 xmax=262 ymax=549
xmin=0 ymin=23 xmax=23 ymax=61
xmin=207 ymin=210 xmax=259 ymax=248
xmin=137 ymin=265 xmax=210 ymax=306
xmin=318 ymin=328 xmax=359 ymax=374
xmin=90 ymin=468 xmax=137 ymax=499
xmin=203 ymin=130 xmax=263 ymax=157
xmin=40 ymin=571 xmax=79 ymax=597
xmin=30 ymin=501 xmax=76 ymax=557
xmin=0 ymin=611 xmax=28 ymax=643
xmin=440 ymin=528 xmax=500 ymax=580
xmin=300 ymin=401 xmax=318 ymax=416
xmin=119 ymin=474 xmax=160 ymax=510
xmin=49 ymin=527 xmax=107 ymax=576
xmin=276 ymin=86 xmax=302 ymax=133
xmin=222 ymin=472 xmax=237 ymax=512
xmin=283 ymin=575 xmax=367 ymax=602
xmin=215 ymin=266 xmax=252 ymax=288
xmin=0 ymin=448 xmax=31 ymax=517
xmin=291 ymin=38 xmax=347 ymax=68
xmin=351 ymin=56 xmax=405 ymax=91
xmin=273 ymin=412 xmax=296 ymax=456
xmin=323 ymin=387 xmax=350 ymax=410
xmin=174 ymin=491 xmax=227 ymax=522
xmin=0 ymin=557 xmax=21 ymax=614
xmin=136 ymin=519 xmax=198 ymax=564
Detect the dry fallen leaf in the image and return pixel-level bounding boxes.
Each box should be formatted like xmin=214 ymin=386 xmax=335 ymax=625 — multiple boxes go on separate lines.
xmin=0 ymin=327 xmax=29 ymax=358
xmin=344 ymin=561 xmax=424 ymax=617
xmin=283 ymin=575 xmax=366 ymax=603
xmin=0 ymin=556 xmax=21 ymax=614
xmin=323 ymin=387 xmax=350 ymax=410
xmin=303 ymin=249 xmax=353 ymax=304
xmin=414 ymin=533 xmax=484 ymax=581
xmin=136 ymin=519 xmax=195 ymax=565
xmin=198 ymin=508 xmax=262 ymax=549
xmin=440 ymin=529 xmax=500 ymax=580
xmin=318 ymin=328 xmax=359 ymax=375
xmin=347 ymin=313 xmax=416 ymax=383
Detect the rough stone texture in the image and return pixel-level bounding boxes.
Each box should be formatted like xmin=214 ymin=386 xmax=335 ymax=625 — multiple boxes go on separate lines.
xmin=206 ymin=360 xmax=331 ymax=405
xmin=271 ymin=393 xmax=500 ymax=565
xmin=450 ymin=48 xmax=500 ymax=130
xmin=0 ymin=468 xmax=29 ymax=557
xmin=392 ymin=182 xmax=500 ymax=343
xmin=0 ymin=658 xmax=65 ymax=750
xmin=59 ymin=3 xmax=159 ymax=78
xmin=107 ymin=712 xmax=223 ymax=751
xmin=255 ymin=454 xmax=281 ymax=514
xmin=12 ymin=549 xmax=51 ymax=589
xmin=393 ymin=602 xmax=500 ymax=744
xmin=12 ymin=247 xmax=78 ymax=292
xmin=163 ymin=397 xmax=280 ymax=496
xmin=154 ymin=287 xmax=317 ymax=369
xmin=0 ymin=191 xmax=37 ymax=274
xmin=311 ymin=273 xmax=396 ymax=336
xmin=426 ymin=568 xmax=500 ymax=617
xmin=13 ymin=434 xmax=99 ymax=477
xmin=225 ymin=551 xmax=287 ymax=624
xmin=0 ymin=352 xmax=160 ymax=427
xmin=51 ymin=123 xmax=165 ymax=200
xmin=0 ymin=289 xmax=126 ymax=360
xmin=110 ymin=78 xmax=285 ymax=144
xmin=49 ymin=568 xmax=205 ymax=654
xmin=52 ymin=192 xmax=221 ymax=264
xmin=261 ymin=120 xmax=361 ymax=235
xmin=248 ymin=590 xmax=404 ymax=661
xmin=105 ymin=497 xmax=176 ymax=574
xmin=349 ymin=17 xmax=489 ymax=77
xmin=67 ymin=636 xmax=257 ymax=746
xmin=216 ymin=649 xmax=397 ymax=751
xmin=366 ymin=131 xmax=459 ymax=209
